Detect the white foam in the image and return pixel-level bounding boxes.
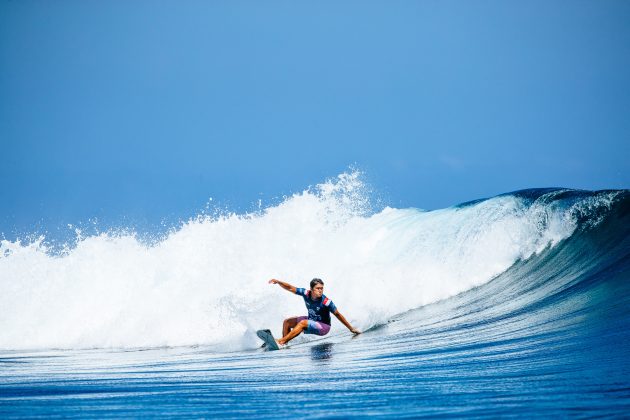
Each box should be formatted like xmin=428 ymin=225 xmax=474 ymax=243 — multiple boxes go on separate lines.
xmin=0 ymin=173 xmax=593 ymax=350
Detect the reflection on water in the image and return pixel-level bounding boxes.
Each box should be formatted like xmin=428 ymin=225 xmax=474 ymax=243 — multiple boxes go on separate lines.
xmin=310 ymin=343 xmax=334 ymax=360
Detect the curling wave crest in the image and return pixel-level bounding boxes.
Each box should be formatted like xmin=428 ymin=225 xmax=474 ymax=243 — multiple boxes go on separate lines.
xmin=0 ymin=172 xmax=620 ymax=350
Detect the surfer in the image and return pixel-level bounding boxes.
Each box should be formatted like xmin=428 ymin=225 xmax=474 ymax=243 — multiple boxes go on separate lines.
xmin=268 ymin=278 xmax=361 ymax=345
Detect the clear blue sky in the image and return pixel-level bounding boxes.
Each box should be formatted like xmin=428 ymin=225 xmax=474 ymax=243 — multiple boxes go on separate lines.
xmin=1 ymin=1 xmax=629 ymax=239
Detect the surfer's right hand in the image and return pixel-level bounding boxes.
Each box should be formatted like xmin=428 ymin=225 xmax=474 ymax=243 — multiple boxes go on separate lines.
xmin=268 ymin=279 xmax=279 ymax=285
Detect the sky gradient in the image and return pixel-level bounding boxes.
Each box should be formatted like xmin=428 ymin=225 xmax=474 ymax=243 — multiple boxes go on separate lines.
xmin=1 ymin=1 xmax=629 ymax=239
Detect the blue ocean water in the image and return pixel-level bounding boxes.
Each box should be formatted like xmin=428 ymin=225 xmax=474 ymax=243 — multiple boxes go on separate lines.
xmin=1 ymin=181 xmax=629 ymax=418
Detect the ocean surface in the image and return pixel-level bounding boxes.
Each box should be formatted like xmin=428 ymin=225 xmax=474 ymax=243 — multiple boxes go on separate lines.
xmin=1 ymin=175 xmax=629 ymax=418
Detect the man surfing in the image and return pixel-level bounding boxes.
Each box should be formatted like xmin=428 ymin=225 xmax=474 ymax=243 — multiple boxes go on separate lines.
xmin=268 ymin=278 xmax=361 ymax=345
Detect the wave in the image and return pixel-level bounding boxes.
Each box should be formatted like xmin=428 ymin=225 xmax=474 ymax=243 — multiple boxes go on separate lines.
xmin=0 ymin=172 xmax=626 ymax=350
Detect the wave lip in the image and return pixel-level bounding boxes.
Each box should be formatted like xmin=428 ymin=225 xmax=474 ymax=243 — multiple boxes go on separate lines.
xmin=0 ymin=172 xmax=626 ymax=351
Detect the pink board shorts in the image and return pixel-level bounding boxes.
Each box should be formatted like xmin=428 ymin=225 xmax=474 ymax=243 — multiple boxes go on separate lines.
xmin=296 ymin=316 xmax=331 ymax=336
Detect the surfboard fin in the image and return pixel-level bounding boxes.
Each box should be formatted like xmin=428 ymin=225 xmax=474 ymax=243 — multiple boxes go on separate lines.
xmin=256 ymin=329 xmax=280 ymax=351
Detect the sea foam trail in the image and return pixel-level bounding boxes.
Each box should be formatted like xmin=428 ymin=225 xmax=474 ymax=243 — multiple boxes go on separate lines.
xmin=0 ymin=173 xmax=617 ymax=351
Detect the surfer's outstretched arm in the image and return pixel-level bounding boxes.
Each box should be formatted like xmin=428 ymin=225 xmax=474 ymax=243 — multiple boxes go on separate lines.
xmin=268 ymin=279 xmax=297 ymax=294
xmin=334 ymin=310 xmax=361 ymax=335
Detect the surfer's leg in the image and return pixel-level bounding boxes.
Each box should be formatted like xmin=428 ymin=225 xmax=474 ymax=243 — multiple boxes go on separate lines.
xmin=282 ymin=317 xmax=300 ymax=337
xmin=278 ymin=319 xmax=308 ymax=345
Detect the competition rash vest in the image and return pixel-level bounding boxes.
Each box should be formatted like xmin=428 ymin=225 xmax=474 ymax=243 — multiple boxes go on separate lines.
xmin=295 ymin=288 xmax=337 ymax=325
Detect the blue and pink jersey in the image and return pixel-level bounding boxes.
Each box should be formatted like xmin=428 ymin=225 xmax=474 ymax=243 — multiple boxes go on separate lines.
xmin=295 ymin=288 xmax=337 ymax=326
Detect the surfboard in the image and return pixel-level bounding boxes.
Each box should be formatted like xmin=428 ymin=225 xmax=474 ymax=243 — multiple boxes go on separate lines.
xmin=256 ymin=329 xmax=280 ymax=351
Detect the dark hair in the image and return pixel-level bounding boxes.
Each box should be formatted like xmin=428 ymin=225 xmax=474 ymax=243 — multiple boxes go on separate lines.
xmin=310 ymin=278 xmax=324 ymax=289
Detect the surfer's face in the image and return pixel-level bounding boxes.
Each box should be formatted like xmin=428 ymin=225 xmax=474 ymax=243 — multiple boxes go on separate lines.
xmin=311 ymin=284 xmax=324 ymax=299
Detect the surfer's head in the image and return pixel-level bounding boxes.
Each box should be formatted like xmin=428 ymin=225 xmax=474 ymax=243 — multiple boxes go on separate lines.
xmin=310 ymin=278 xmax=324 ymax=299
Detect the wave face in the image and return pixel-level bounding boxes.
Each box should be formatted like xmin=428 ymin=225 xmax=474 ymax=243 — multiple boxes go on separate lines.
xmin=0 ymin=174 xmax=626 ymax=351
xmin=1 ymin=175 xmax=629 ymax=417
